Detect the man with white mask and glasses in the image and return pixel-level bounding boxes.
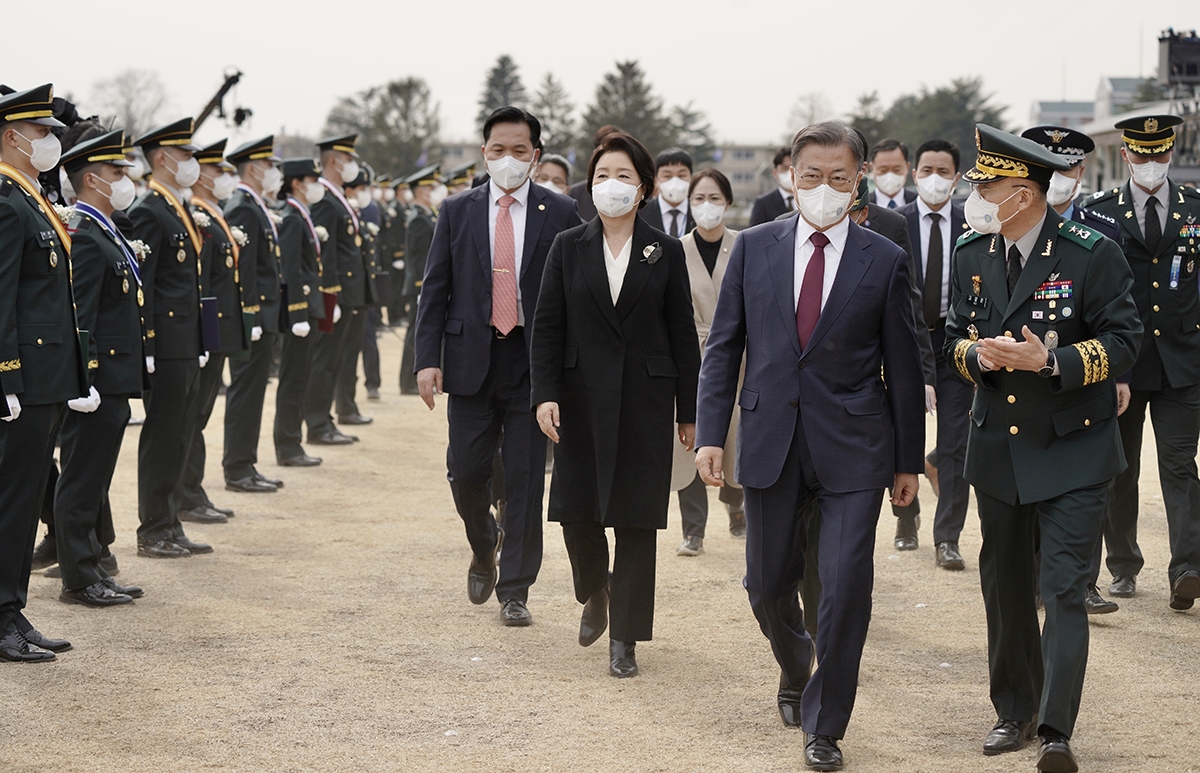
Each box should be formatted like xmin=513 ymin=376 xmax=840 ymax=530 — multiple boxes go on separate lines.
xmin=416 ymin=107 xmax=578 ymax=627
xmin=1087 ymin=114 xmax=1200 ymax=613
xmin=869 ymin=138 xmax=917 ymax=209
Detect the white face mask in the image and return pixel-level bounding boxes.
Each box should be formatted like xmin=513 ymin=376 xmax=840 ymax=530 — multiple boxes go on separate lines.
xmin=1046 ymin=171 xmax=1081 ymax=207
xmin=429 ymin=184 xmax=448 ymax=208
xmin=126 ymin=156 xmax=147 ymax=181
xmin=963 ymin=187 xmax=1023 ymax=234
xmin=658 ymin=176 xmax=690 ymax=205
xmin=305 ymin=181 xmax=325 ymax=205
xmin=260 ymin=166 xmax=283 ymax=197
xmin=794 ymin=174 xmax=856 ymax=230
xmin=692 ymin=202 xmax=726 ymax=230
xmin=95 ymin=173 xmax=137 ymax=211
xmin=354 ymin=190 xmax=372 ymax=209
xmin=487 ymin=154 xmax=533 ymax=190
xmin=873 ymin=171 xmax=905 ymax=197
xmin=916 ymin=173 xmax=956 ymax=206
xmin=14 ymin=129 xmax=62 ymax=172
xmin=1128 ymin=158 xmax=1170 ymax=191
xmin=537 ymin=179 xmax=566 ymax=195
xmin=165 ymin=153 xmax=201 ymax=188
xmin=592 ymin=179 xmax=641 ymax=218
xmin=59 ymin=167 xmax=76 ymax=203
xmin=777 ymin=170 xmax=794 ymax=192
xmin=383 ymin=188 xmax=396 ymax=202
xmin=211 ymin=172 xmax=237 ymax=201
xmin=339 ymin=158 xmax=360 ymax=184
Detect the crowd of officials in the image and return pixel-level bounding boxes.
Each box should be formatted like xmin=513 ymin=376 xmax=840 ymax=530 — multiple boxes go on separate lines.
xmin=2 ymin=79 xmax=1199 ymax=773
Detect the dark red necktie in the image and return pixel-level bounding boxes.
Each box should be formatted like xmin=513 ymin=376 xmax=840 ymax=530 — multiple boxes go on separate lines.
xmin=797 ymin=231 xmax=829 ymax=349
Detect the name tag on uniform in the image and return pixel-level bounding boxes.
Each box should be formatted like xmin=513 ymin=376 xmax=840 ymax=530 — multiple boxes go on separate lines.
xmin=1033 ymin=280 xmax=1072 ymax=300
xmin=966 ymin=294 xmax=990 ymax=308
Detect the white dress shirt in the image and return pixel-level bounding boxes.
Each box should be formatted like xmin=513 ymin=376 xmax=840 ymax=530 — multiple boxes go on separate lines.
xmin=917 ymin=198 xmax=953 ymax=317
xmin=658 ymin=195 xmax=689 ymax=236
xmin=793 ymin=214 xmax=851 ymax=311
xmin=603 ymin=235 xmax=633 ymax=305
xmin=778 ymin=187 xmax=795 ymax=211
xmin=1128 ymin=177 xmax=1171 ymax=238
xmin=874 ymin=189 xmax=907 ymax=209
xmin=488 ymin=177 xmax=531 ymax=325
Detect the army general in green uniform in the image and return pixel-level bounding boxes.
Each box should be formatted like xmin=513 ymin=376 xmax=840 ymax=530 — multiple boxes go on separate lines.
xmin=944 ymin=125 xmax=1142 ymax=772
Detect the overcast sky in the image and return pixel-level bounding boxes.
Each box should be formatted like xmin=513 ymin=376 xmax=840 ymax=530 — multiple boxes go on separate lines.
xmin=5 ymin=1 xmax=1184 ymax=152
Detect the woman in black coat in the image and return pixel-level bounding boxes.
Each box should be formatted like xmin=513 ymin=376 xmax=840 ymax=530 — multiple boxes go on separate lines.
xmin=530 ymin=133 xmax=700 ymax=678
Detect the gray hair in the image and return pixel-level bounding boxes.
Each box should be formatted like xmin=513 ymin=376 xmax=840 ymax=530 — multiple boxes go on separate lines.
xmin=790 ymin=120 xmax=865 ymax=170
xmin=540 ymin=153 xmax=572 ymax=182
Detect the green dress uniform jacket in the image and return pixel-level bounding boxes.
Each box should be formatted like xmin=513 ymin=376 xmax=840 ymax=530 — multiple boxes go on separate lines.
xmin=1085 ymin=182 xmax=1200 ymax=390
xmin=944 ymin=206 xmax=1143 ymax=505
xmin=191 ymin=200 xmax=247 ymax=355
xmin=311 ymin=183 xmax=372 ymax=310
xmin=225 ymin=187 xmax=282 ymax=333
xmin=128 ymin=185 xmax=203 ymax=359
xmin=403 ymin=204 xmax=435 ymax=299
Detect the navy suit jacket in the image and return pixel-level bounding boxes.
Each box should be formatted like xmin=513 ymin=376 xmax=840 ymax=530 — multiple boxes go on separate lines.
xmin=414 ymin=181 xmax=579 ymax=396
xmin=696 ymin=215 xmax=925 ymax=492
xmin=896 ymin=200 xmax=968 ymax=296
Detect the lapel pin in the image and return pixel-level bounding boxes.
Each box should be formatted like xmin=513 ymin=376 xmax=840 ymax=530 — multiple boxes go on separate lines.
xmin=538 ymin=204 xmax=546 ymax=211
xmin=642 ymin=242 xmax=662 ymax=264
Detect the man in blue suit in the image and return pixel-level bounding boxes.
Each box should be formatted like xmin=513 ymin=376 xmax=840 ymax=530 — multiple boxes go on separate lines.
xmin=414 ymin=106 xmax=579 ymax=627
xmin=696 ymin=121 xmax=924 ymax=771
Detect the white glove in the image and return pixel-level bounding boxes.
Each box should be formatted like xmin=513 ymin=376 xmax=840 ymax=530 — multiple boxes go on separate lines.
xmin=332 ymin=305 xmax=342 ymax=324
xmin=391 ymin=259 xmax=405 ymax=270
xmin=2 ymin=393 xmax=20 ymax=422
xmin=251 ymin=326 xmax=263 ymax=342
xmin=291 ymin=321 xmax=311 ymax=338
xmin=145 ymin=356 xmax=156 ymax=374
xmin=199 ymin=351 xmax=210 ymax=369
xmin=68 ymin=386 xmax=101 ymax=413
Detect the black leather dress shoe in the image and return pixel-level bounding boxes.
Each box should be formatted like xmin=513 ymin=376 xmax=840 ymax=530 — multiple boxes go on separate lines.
xmin=207 ymin=503 xmax=235 ymax=517
xmin=366 ymin=387 xmax=381 ymax=401
xmin=45 ymin=564 xmax=62 ymax=578
xmin=254 ymin=471 xmax=284 ymax=488
xmin=1109 ymin=574 xmax=1136 ymax=598
xmin=894 ymin=514 xmax=919 ymax=551
xmin=935 ymin=541 xmax=965 ymax=570
xmin=338 ymin=413 xmax=373 ymax=425
xmin=501 ymin=599 xmax=532 ymax=627
xmin=983 ymin=718 xmax=1037 ymax=755
xmin=31 ymin=533 xmax=57 ymax=571
xmin=172 ymin=536 xmax=213 ymax=555
xmin=1085 ymin=584 xmax=1118 ymax=614
xmin=60 ymin=582 xmax=133 ymax=607
xmin=579 ymin=587 xmax=609 ymax=647
xmin=22 ymin=627 xmax=71 ymax=653
xmin=609 ymin=640 xmax=638 ymax=678
xmin=278 ymin=454 xmax=322 ymax=467
xmin=178 ymin=506 xmax=228 ymax=524
xmin=308 ymin=431 xmax=355 ymax=445
xmin=0 ymin=630 xmax=55 ymax=663
xmin=778 ymin=671 xmax=808 ymax=728
xmin=467 ymin=528 xmax=504 ymax=605
xmin=803 ymin=734 xmax=843 ymax=771
xmin=138 ymin=540 xmax=190 ymax=558
xmin=778 ymin=699 xmax=803 ymax=728
xmin=1036 ymin=733 xmax=1078 ymax=773
xmin=1169 ymin=569 xmax=1200 ymax=610
xmin=102 ymin=577 xmax=144 ymax=599
xmin=225 ymin=476 xmax=277 ymax=493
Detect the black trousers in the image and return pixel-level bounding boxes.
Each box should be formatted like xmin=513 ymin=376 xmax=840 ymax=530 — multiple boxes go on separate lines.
xmin=977 ymin=482 xmax=1106 ymax=739
xmin=138 ymin=358 xmax=201 ymax=542
xmin=743 ymin=410 xmax=884 ymax=740
xmin=224 ymin=333 xmax=277 ymax=481
xmin=445 ymin=330 xmax=545 ymax=603
xmin=892 ymin=324 xmax=973 ymax=543
xmin=305 ymin=316 xmax=348 ymax=438
xmin=177 ymin=353 xmax=226 ymax=511
xmin=562 ymin=522 xmax=657 ymax=641
xmin=677 ymin=472 xmax=744 ymax=538
xmin=1105 ymin=382 xmax=1200 ymax=581
xmin=274 ymin=330 xmax=316 ymax=460
xmin=54 ymin=397 xmax=130 ymax=591
xmin=335 ymin=308 xmax=368 ymax=419
xmin=362 ymin=307 xmax=381 ymax=391
xmin=0 ymin=403 xmax=64 ymax=633
xmin=386 ymin=265 xmax=405 ymax=324
xmin=399 ymin=299 xmax=418 ymax=394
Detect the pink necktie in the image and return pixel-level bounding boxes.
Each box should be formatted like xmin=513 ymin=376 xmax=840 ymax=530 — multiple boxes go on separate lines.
xmin=492 ymin=195 xmax=519 ymax=335
xmin=797 ymin=231 xmax=829 ymax=350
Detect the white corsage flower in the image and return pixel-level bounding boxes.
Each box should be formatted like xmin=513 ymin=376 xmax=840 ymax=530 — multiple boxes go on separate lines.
xmin=230 ymin=226 xmax=249 ymax=247
xmin=269 ymin=211 xmax=284 ymax=225
xmin=53 ymin=204 xmax=75 ymax=225
xmin=192 ymin=209 xmax=212 ymax=229
xmin=129 ymin=240 xmax=151 ymax=262
xmin=366 ymin=221 xmax=380 ymax=236
xmin=315 ymin=225 xmax=329 ymax=243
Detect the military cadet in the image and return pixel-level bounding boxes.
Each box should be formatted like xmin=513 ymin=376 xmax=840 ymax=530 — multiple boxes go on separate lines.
xmin=274 ymin=158 xmax=325 ymax=467
xmin=129 ymin=117 xmax=213 ymax=559
xmin=381 ymin=176 xmax=409 ymax=328
xmin=176 ymin=139 xmax=246 ymax=522
xmin=0 ymin=84 xmax=85 ymax=661
xmin=1021 ymin=125 xmax=1123 ymax=615
xmin=54 ymin=128 xmax=146 ymax=606
xmin=945 ymin=125 xmax=1141 ymax=771
xmin=337 ymin=166 xmax=377 ymax=423
xmin=446 ymin=161 xmax=476 ymax=195
xmin=399 ymin=165 xmax=440 ymax=395
xmin=1087 ymin=114 xmax=1200 ymax=611
xmin=352 ymin=165 xmax=386 ymax=404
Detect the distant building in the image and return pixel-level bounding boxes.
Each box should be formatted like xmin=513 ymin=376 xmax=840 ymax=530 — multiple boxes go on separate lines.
xmin=703 ymin=144 xmax=779 ymax=227
xmin=439 ymin=142 xmax=483 ymax=173
xmin=1094 ymin=77 xmax=1143 ymax=119
xmin=1028 ymin=101 xmax=1094 ymax=129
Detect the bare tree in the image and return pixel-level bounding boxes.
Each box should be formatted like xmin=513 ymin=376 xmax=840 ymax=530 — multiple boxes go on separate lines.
xmin=90 ymin=69 xmax=170 ymax=140
xmin=785 ymin=92 xmax=836 ymax=137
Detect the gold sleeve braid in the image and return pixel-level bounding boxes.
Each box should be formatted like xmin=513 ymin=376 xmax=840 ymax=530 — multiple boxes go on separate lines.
xmin=952 ymin=339 xmax=975 ymax=383
xmin=287 ymin=302 xmax=308 ymax=312
xmin=1072 ymin=339 xmax=1109 ymax=385
xmin=0 ymin=359 xmax=19 ymax=372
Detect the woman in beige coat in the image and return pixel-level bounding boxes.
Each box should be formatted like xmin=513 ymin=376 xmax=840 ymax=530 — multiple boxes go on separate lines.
xmin=671 ymin=169 xmax=744 ymax=556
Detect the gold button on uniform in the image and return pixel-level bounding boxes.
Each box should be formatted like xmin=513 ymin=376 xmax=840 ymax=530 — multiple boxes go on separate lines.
xmin=1153 ymin=305 xmax=1160 ymax=312
xmin=49 ymin=251 xmax=58 ymax=268
xmin=1084 ymin=419 xmax=1091 ymax=426
xmin=1153 ymin=258 xmax=1159 ymax=264
xmin=36 ymin=338 xmax=43 ymax=345
xmin=1154 ymin=329 xmax=1161 ymax=336
xmin=1153 ymin=281 xmax=1160 ymax=288
xmin=1009 ymin=426 xmax=1019 ymax=435
xmin=109 ymin=349 xmax=116 ymax=356
xmin=168 ymin=311 xmax=174 ymax=317
xmin=177 ymin=249 xmax=186 ymax=262
xmin=1007 ymin=395 xmax=1016 ymax=404
xmin=1004 ymin=330 xmax=1013 ymax=337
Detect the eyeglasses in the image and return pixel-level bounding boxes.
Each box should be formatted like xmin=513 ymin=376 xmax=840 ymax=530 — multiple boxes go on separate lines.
xmin=795 ymin=172 xmax=856 ymax=191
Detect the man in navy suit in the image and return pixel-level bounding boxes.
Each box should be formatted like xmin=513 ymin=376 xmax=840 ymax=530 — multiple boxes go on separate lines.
xmin=894 ymin=139 xmax=974 ymax=569
xmin=696 ymin=121 xmax=924 ymax=771
xmin=750 ymin=147 xmax=796 ymax=226
xmin=415 ymin=106 xmax=579 ymax=627
xmin=870 ymin=138 xmax=919 ymax=209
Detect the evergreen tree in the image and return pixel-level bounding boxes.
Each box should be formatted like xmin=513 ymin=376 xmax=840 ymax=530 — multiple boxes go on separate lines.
xmin=324 ymin=77 xmax=441 ymax=178
xmin=581 ymin=61 xmax=674 ymax=157
xmin=477 ymin=55 xmax=528 ymax=129
xmin=532 ymin=72 xmax=576 ymax=155
xmin=669 ymin=102 xmax=716 ymax=164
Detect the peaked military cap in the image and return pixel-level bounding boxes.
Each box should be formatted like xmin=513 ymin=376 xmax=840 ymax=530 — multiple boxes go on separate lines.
xmin=850 ymin=174 xmax=869 ymax=212
xmin=447 ymin=161 xmax=477 ymax=185
xmin=316 ymin=133 xmax=359 ymax=158
xmin=404 ymin=164 xmax=441 ymax=188
xmin=227 ymin=135 xmax=280 ymax=165
xmin=963 ymin=124 xmax=1070 ymax=185
xmin=1116 ymin=114 xmax=1182 ymax=156
xmin=1020 ymin=126 xmax=1095 ymax=167
xmin=375 ymin=172 xmax=391 ymax=186
xmin=281 ymin=158 xmax=322 ymax=179
xmin=195 ymin=140 xmax=236 ymax=172
xmin=135 ymin=117 xmax=200 ymax=152
xmin=0 ymin=83 xmax=66 ymax=128
xmin=60 ymin=129 xmax=135 ymax=174
xmin=346 ymin=162 xmax=372 ymax=188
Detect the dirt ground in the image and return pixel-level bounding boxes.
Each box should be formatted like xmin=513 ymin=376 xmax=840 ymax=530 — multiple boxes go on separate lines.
xmin=1 ymin=329 xmax=1197 ymax=773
